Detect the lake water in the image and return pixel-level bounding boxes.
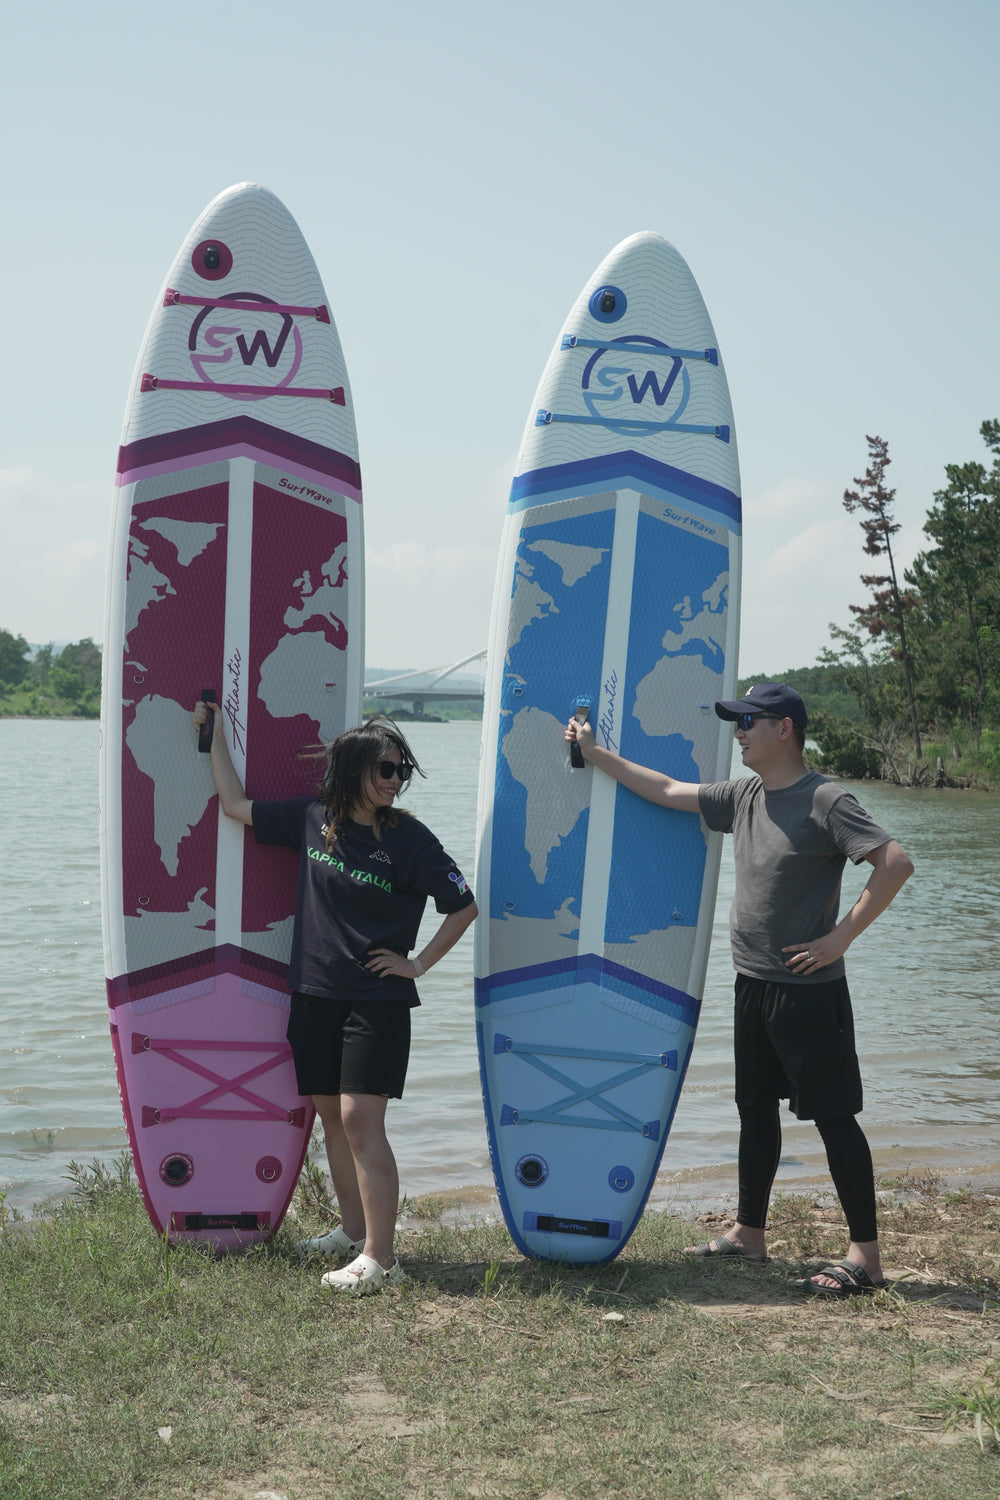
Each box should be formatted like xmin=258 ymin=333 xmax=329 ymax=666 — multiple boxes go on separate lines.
xmin=1 ymin=718 xmax=997 ymax=1220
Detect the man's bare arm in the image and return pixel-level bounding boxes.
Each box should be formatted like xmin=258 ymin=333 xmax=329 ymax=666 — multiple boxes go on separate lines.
xmin=564 ymin=718 xmax=702 ymax=814
xmin=783 ymin=839 xmax=914 ymax=975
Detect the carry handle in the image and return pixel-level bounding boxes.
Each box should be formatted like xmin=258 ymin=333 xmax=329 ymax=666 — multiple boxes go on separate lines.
xmin=197 ymin=689 xmax=217 ymax=754
xmin=570 ymin=697 xmax=591 ymax=769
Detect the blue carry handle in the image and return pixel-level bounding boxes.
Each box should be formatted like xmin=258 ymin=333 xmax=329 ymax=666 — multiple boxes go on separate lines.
xmin=570 ymin=695 xmax=592 ymax=769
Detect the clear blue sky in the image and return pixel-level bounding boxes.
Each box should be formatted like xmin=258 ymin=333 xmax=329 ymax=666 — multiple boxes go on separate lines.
xmin=2 ymin=0 xmax=996 ymax=675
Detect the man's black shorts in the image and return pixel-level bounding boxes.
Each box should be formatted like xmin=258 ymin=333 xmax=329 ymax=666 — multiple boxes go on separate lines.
xmin=733 ymin=973 xmax=863 ymax=1120
xmin=286 ymin=988 xmax=412 ymax=1099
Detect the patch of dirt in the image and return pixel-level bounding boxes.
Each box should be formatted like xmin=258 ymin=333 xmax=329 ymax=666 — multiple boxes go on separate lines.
xmin=339 ymin=1371 xmax=434 ymax=1439
xmin=0 ymin=1392 xmax=73 ymax=1426
xmin=411 ymin=1296 xmax=466 ymax=1332
xmin=197 ymin=1480 xmax=293 ymax=1500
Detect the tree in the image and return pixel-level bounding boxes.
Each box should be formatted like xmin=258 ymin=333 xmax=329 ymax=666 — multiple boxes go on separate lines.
xmin=10 ymin=637 xmax=103 ymax=716
xmin=57 ymin=638 xmax=102 ymax=689
xmin=0 ymin=628 xmax=30 ymax=687
xmin=49 ymin=638 xmax=102 ymax=714
xmin=905 ymin=420 xmax=1000 ymax=730
xmin=842 ymin=435 xmax=922 ymax=758
xmin=29 ymin=643 xmax=55 ymax=686
xmin=818 ymin=624 xmax=914 ymax=784
xmin=807 ymin=708 xmax=881 ymax=780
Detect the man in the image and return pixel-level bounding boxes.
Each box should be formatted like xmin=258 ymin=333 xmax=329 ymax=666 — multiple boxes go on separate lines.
xmin=565 ymin=682 xmax=913 ymax=1296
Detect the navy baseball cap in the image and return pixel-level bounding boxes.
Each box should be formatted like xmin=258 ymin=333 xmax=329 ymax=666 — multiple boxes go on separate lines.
xmin=714 ymin=682 xmax=808 ymax=727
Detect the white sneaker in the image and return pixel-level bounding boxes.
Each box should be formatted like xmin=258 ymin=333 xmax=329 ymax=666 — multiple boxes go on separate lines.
xmin=293 ymin=1224 xmax=365 ymax=1260
xmin=321 ymin=1253 xmax=406 ymax=1294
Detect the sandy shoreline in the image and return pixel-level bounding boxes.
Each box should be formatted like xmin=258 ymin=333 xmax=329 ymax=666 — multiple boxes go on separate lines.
xmin=11 ymin=1149 xmax=1000 ymax=1236
xmin=382 ymin=1155 xmax=1000 ymax=1234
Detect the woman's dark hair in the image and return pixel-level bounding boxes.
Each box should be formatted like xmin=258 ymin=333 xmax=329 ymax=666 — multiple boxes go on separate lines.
xmin=320 ymin=715 xmax=422 ymax=848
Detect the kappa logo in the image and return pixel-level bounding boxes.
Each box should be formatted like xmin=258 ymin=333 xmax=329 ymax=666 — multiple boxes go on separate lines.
xmin=188 ymin=291 xmax=304 ymax=400
xmin=370 ymin=849 xmax=392 ymax=865
xmin=580 ymin=334 xmax=689 ymax=435
xmin=307 ymin=846 xmax=392 ymax=893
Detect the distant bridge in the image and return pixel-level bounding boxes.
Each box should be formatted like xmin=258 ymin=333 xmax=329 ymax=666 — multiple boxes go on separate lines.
xmin=363 ymin=649 xmax=486 ymax=718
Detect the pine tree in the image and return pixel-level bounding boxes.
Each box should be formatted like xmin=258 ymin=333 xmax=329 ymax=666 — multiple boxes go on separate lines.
xmin=842 ymin=435 xmax=922 ymax=758
xmin=906 ymin=420 xmax=1000 ymax=729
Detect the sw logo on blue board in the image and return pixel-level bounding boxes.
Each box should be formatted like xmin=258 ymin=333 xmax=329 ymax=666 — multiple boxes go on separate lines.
xmin=581 ymin=335 xmax=689 ymax=435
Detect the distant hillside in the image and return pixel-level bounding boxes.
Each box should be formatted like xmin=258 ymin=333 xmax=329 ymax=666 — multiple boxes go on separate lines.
xmin=737 ymin=664 xmax=861 ymax=724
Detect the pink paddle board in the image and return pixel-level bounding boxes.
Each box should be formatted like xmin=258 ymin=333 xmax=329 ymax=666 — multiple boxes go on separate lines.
xmin=100 ymin=183 xmax=363 ymax=1251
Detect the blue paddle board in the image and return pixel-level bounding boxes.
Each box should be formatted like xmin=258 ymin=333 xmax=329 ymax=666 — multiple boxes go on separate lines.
xmin=475 ymin=232 xmax=742 ymax=1263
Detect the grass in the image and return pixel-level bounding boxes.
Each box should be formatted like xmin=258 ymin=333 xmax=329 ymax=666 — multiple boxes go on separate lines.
xmin=938 ymin=1361 xmax=1000 ymax=1452
xmin=0 ymin=1161 xmax=997 ymax=1500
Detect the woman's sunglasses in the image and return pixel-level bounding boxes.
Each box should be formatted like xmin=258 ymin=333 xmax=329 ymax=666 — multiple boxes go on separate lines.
xmin=376 ymin=759 xmax=412 ymax=782
xmin=735 ymin=713 xmax=783 ymax=731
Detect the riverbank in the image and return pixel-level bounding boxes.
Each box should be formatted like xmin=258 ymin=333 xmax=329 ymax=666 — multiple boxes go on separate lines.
xmin=806 ymin=723 xmax=1000 ymax=791
xmin=0 ymin=697 xmax=97 ymax=719
xmin=1 ymin=1162 xmax=997 ymax=1500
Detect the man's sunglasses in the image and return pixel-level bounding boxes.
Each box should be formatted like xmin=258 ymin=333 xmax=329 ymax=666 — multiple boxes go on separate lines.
xmin=377 ymin=759 xmax=412 ymax=782
xmin=735 ymin=713 xmax=783 ymax=731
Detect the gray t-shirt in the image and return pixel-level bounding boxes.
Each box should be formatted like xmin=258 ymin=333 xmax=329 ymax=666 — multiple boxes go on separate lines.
xmin=698 ymin=772 xmax=893 ymax=984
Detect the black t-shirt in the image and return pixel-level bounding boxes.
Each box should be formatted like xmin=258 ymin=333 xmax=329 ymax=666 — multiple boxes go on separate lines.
xmin=251 ymin=798 xmax=475 ymax=1000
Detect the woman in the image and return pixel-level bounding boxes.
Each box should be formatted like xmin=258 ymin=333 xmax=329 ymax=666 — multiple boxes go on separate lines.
xmin=193 ymin=703 xmax=477 ymax=1293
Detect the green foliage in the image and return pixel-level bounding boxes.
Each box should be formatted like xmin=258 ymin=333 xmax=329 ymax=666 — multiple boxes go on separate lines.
xmin=29 ymin=642 xmax=55 ymax=684
xmin=64 ymin=1152 xmax=137 ymax=1212
xmin=937 ymin=1361 xmax=1000 ymax=1451
xmin=0 ymin=1185 xmax=23 ymax=1235
xmin=738 ymin=663 xmax=864 ymax=723
xmin=977 ymin=728 xmax=1000 ymax=781
xmin=819 ymin=420 xmax=1000 ymax=783
xmin=905 ymin=420 xmax=1000 ymax=733
xmin=921 ymin=725 xmax=1000 ymax=787
xmin=806 ymin=711 xmax=881 ymax=779
xmin=842 ymin=434 xmax=923 ymax=756
xmin=0 ymin=637 xmax=101 ymax=718
xmin=0 ymin=627 xmax=30 ymax=688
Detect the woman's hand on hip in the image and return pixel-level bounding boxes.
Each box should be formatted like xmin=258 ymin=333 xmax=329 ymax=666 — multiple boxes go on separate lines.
xmin=365 ymin=947 xmax=421 ymax=979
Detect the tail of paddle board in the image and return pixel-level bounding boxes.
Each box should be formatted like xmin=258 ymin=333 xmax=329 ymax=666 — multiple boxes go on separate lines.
xmin=100 ymin=184 xmax=363 ymax=1251
xmin=475 ymin=232 xmax=741 ymax=1263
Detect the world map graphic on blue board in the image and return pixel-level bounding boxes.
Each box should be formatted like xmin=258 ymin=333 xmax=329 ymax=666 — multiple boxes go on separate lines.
xmin=490 ymin=501 xmax=729 ymax=951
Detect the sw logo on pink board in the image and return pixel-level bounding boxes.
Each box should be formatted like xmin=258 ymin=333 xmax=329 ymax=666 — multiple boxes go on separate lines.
xmin=187 ymin=292 xmax=304 ymax=400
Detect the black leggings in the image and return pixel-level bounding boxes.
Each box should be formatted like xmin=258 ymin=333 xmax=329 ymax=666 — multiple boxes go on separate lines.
xmin=736 ymin=1103 xmax=878 ymax=1244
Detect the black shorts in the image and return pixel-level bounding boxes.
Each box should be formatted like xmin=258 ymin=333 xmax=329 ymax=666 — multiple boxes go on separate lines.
xmin=733 ymin=973 xmax=863 ymax=1120
xmin=287 ymin=989 xmax=412 ymax=1099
